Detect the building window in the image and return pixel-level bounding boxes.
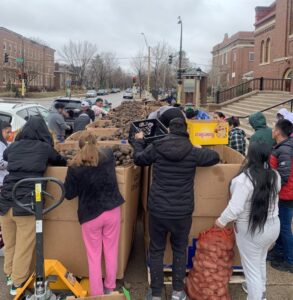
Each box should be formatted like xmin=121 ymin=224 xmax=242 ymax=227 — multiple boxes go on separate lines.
xmin=233 ymin=52 xmax=236 ymax=62
xmin=224 ymin=53 xmax=228 ymax=64
xmin=260 ymin=40 xmax=265 ymax=63
xmin=249 ymin=52 xmax=255 ymax=61
xmin=265 ymin=38 xmax=271 ymax=63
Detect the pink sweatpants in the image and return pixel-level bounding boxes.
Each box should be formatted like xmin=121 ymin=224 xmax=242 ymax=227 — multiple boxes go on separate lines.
xmin=81 ymin=206 xmax=121 ymax=296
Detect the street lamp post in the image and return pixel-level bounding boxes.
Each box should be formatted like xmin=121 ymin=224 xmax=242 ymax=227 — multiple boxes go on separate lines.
xmin=177 ymin=16 xmax=183 ymax=104
xmin=141 ymin=33 xmax=151 ymax=96
xmin=195 ymin=67 xmax=202 ymax=108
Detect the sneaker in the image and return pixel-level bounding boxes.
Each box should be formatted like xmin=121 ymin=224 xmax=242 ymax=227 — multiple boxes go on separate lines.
xmin=6 ymin=275 xmax=12 ymax=286
xmin=10 ymin=284 xmax=21 ymax=296
xmin=171 ymin=290 xmax=187 ymax=300
xmin=145 ymin=288 xmax=161 ymax=300
xmin=271 ymin=260 xmax=293 ymax=273
xmin=266 ymin=250 xmax=284 ymax=262
xmin=241 ymin=282 xmax=248 ymax=294
xmin=104 ymin=288 xmax=114 ymax=295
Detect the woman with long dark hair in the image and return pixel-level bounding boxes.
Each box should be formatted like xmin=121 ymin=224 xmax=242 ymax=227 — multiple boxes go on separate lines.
xmin=216 ymin=142 xmax=281 ymax=300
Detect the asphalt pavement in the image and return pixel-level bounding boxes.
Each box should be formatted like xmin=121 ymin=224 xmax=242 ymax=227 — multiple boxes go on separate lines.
xmin=19 ymin=91 xmax=126 ymax=109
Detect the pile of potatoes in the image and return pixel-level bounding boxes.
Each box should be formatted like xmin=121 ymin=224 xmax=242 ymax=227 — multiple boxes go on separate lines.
xmin=59 ymin=145 xmax=133 ymax=167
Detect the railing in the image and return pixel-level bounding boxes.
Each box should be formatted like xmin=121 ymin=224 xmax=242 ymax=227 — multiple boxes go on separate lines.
xmin=215 ymin=77 xmax=292 ymax=104
xmin=236 ymin=98 xmax=293 ymax=119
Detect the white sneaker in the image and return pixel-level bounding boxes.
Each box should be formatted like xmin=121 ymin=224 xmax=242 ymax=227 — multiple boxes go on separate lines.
xmin=171 ymin=290 xmax=187 ymax=300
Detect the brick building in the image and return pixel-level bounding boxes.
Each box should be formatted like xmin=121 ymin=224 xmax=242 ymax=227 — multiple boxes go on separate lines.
xmin=254 ymin=0 xmax=293 ymax=91
xmin=211 ymin=32 xmax=255 ymax=89
xmin=211 ymin=0 xmax=293 ymax=92
xmin=0 ymin=27 xmax=55 ymax=91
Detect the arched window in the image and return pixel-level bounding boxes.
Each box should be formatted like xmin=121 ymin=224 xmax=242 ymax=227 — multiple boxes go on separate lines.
xmin=265 ymin=38 xmax=271 ymax=63
xmin=260 ymin=40 xmax=265 ymax=63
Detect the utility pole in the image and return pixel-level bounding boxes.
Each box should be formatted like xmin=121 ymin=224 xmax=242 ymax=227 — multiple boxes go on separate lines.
xmin=141 ymin=33 xmax=151 ymax=96
xmin=21 ymin=38 xmax=25 ymax=98
xmin=177 ymin=16 xmax=183 ymax=104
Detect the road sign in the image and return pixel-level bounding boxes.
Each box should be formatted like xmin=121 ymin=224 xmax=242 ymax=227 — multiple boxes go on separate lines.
xmin=16 ymin=57 xmax=24 ymax=63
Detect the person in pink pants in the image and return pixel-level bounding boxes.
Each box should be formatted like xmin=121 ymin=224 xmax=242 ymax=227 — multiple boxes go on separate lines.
xmin=82 ymin=206 xmax=121 ymax=295
xmin=64 ymin=134 xmax=124 ymax=296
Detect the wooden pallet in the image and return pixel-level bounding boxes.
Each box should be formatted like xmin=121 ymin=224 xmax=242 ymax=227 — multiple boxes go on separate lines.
xmin=147 ymin=267 xmax=245 ymax=285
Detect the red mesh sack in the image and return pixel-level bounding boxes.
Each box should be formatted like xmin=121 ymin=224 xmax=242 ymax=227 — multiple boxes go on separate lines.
xmin=186 ymin=226 xmax=235 ymax=300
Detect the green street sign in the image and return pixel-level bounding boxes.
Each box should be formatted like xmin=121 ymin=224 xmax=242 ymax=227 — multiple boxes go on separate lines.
xmin=16 ymin=57 xmax=24 ymax=63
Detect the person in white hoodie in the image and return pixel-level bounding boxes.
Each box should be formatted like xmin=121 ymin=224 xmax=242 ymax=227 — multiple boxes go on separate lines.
xmin=0 ymin=120 xmax=11 ymax=250
xmin=215 ymin=141 xmax=281 ymax=300
xmin=276 ymin=108 xmax=293 ymax=124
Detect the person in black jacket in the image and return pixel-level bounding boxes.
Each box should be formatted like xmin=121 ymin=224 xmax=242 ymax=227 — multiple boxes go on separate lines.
xmin=0 ymin=116 xmax=66 ymax=296
xmin=64 ymin=134 xmax=124 ymax=296
xmin=133 ymin=118 xmax=220 ymax=300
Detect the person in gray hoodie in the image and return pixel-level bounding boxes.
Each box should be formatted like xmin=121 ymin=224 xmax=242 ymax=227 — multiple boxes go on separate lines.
xmin=48 ymin=103 xmax=70 ymax=142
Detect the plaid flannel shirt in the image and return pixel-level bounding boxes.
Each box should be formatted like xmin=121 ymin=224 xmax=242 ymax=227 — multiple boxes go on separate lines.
xmin=228 ymin=127 xmax=246 ymax=155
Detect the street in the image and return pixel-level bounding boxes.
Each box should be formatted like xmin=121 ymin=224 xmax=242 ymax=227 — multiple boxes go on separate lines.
xmin=24 ymin=91 xmax=126 ymax=109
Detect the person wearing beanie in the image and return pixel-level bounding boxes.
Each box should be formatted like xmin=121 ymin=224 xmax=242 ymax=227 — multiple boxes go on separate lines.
xmin=79 ymin=100 xmax=95 ymax=122
xmin=133 ymin=118 xmax=220 ymax=300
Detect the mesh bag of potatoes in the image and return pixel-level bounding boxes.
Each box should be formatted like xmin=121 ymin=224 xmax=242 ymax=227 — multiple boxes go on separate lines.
xmin=186 ymin=227 xmax=235 ymax=300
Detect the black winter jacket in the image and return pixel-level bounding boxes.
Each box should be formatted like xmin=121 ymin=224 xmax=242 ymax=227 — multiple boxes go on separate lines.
xmin=133 ymin=134 xmax=220 ymax=218
xmin=64 ymin=148 xmax=124 ymax=224
xmin=0 ymin=117 xmax=67 ymax=216
xmin=270 ymin=137 xmax=293 ymax=201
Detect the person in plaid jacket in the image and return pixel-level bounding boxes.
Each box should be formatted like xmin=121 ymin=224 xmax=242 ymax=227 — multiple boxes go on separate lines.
xmin=227 ymin=116 xmax=246 ymax=155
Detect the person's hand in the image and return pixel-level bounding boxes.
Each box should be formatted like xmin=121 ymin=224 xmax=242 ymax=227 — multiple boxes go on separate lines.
xmin=135 ymin=132 xmax=144 ymax=140
xmin=214 ymin=219 xmax=225 ymax=228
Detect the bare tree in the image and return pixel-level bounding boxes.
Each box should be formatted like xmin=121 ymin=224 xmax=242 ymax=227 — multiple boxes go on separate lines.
xmin=87 ymin=52 xmax=119 ymax=89
xmin=59 ymin=40 xmax=97 ymax=87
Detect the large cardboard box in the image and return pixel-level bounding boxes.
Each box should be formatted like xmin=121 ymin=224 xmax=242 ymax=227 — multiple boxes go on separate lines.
xmin=142 ymin=145 xmax=244 ymax=268
xmin=86 ymin=120 xmax=114 ymax=129
xmin=43 ymin=163 xmax=141 ymax=279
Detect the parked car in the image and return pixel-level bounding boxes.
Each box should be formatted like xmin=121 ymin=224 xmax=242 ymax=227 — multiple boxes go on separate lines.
xmin=123 ymin=90 xmax=134 ymax=99
xmin=111 ymin=88 xmax=121 ymax=93
xmin=0 ymin=101 xmax=49 ymax=141
xmin=97 ymin=89 xmax=106 ymax=95
xmin=86 ymin=90 xmax=98 ymax=98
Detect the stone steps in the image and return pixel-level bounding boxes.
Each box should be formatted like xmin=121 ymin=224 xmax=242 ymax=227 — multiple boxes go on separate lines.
xmin=219 ymin=91 xmax=292 ymax=139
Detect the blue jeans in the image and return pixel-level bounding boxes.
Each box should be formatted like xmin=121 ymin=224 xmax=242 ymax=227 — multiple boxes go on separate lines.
xmin=273 ymin=202 xmax=293 ymax=264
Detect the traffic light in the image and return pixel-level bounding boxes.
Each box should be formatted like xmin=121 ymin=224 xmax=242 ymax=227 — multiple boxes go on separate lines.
xmin=18 ymin=72 xmax=22 ymax=80
xmin=168 ymin=55 xmax=173 ymax=64
xmin=177 ymin=69 xmax=181 ymax=79
xmin=4 ymin=53 xmax=9 ymax=63
xmin=132 ymin=76 xmax=137 ymax=84
xmin=23 ymin=73 xmax=27 ymax=80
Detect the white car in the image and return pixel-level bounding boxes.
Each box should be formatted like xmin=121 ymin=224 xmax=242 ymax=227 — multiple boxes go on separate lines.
xmin=86 ymin=90 xmax=97 ymax=98
xmin=123 ymin=90 xmax=133 ymax=99
xmin=0 ymin=101 xmax=49 ymax=141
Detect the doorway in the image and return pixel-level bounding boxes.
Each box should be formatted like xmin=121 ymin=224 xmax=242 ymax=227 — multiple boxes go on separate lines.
xmin=283 ymin=69 xmax=292 ymax=92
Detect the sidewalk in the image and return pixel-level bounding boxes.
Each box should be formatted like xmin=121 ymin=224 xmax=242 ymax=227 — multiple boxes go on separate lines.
xmin=1 ymin=221 xmax=292 ymax=299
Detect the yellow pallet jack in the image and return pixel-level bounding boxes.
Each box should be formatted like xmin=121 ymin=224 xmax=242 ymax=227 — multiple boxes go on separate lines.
xmin=12 ymin=177 xmax=88 ymax=300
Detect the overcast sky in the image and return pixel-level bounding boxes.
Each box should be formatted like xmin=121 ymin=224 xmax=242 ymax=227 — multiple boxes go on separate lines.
xmin=0 ymin=0 xmax=273 ymax=72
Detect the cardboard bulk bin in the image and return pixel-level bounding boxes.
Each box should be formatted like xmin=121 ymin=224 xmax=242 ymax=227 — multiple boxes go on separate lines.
xmin=43 ymin=163 xmax=141 ymax=279
xmin=143 ymin=145 xmax=244 ymax=268
xmin=86 ymin=120 xmax=114 ymax=129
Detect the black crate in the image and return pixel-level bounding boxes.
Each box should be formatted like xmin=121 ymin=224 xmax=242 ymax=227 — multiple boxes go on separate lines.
xmin=128 ymin=119 xmax=168 ymax=145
